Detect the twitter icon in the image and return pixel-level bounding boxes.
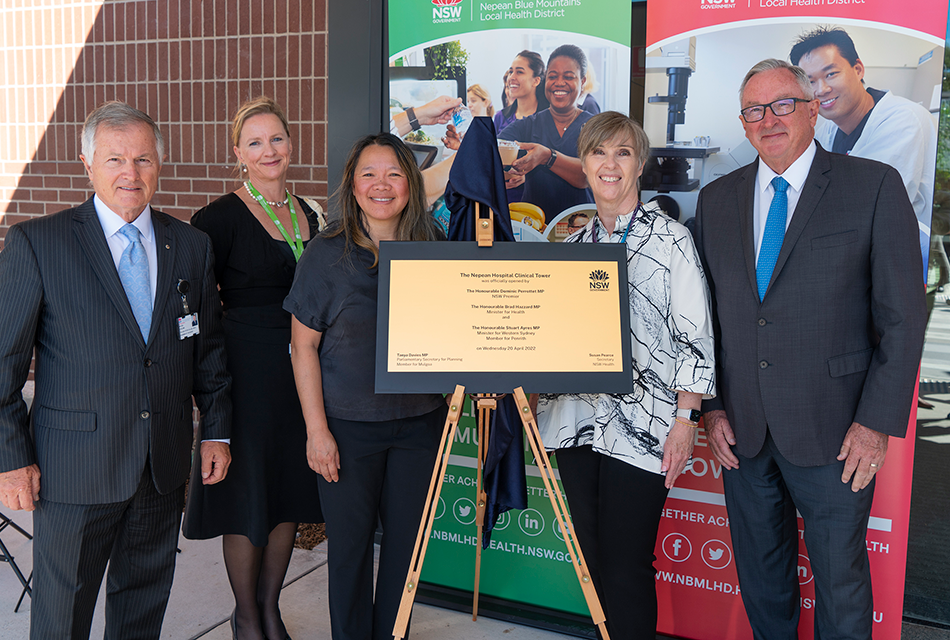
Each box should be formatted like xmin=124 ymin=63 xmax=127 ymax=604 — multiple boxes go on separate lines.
xmin=701 ymin=539 xmax=732 ymax=570
xmin=453 ymin=498 xmax=477 ymax=525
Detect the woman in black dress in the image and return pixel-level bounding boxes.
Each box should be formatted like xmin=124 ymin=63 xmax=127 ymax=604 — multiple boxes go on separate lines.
xmin=183 ymin=97 xmax=323 ymax=640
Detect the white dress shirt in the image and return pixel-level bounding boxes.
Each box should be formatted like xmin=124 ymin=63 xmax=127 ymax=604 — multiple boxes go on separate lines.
xmin=94 ymin=195 xmax=158 ymax=306
xmin=753 ymin=140 xmax=817 ymax=262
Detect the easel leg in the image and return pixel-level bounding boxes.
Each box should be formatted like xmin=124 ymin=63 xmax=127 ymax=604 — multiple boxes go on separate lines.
xmin=512 ymin=387 xmax=612 ymax=640
xmin=472 ymin=395 xmax=494 ymax=620
xmin=392 ymin=386 xmax=466 ymax=640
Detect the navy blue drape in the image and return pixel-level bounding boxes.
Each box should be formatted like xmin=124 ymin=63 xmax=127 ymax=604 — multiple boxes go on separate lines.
xmin=444 ymin=117 xmax=527 ymax=546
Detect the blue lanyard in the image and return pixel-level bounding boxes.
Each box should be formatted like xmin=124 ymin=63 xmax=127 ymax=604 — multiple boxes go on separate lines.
xmin=591 ymin=202 xmax=640 ymax=245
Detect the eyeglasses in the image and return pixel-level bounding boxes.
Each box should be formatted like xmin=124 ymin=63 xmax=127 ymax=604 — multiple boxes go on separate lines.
xmin=740 ymin=98 xmax=812 ymax=123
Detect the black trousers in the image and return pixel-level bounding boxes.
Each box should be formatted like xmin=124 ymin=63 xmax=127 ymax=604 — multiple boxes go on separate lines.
xmin=319 ymin=406 xmax=445 ymax=640
xmin=723 ymin=431 xmax=875 ymax=640
xmin=555 ymin=445 xmax=670 ymax=640
xmin=31 ymin=462 xmax=185 ymax=640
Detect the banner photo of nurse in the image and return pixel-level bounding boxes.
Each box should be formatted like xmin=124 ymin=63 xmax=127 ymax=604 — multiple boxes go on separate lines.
xmin=387 ymin=0 xmax=631 ymax=241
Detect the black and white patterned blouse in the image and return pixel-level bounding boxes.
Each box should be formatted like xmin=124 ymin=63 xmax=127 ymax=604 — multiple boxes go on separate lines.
xmin=537 ymin=202 xmax=716 ymax=475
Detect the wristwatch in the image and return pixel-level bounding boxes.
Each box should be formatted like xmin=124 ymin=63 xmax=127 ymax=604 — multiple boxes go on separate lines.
xmin=676 ymin=408 xmax=702 ymax=423
xmin=406 ymin=106 xmax=420 ymax=131
xmin=545 ymin=148 xmax=558 ymax=168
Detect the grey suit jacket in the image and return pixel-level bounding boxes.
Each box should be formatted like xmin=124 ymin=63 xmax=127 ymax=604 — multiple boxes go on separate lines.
xmin=695 ymin=144 xmax=926 ymax=466
xmin=0 ymin=198 xmax=231 ymax=503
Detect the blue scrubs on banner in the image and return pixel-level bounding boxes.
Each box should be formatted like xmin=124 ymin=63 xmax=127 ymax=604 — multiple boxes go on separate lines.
xmin=498 ymin=109 xmax=594 ymax=223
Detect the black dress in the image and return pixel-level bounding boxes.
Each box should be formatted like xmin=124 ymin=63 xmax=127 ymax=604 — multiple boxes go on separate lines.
xmin=183 ymin=192 xmax=322 ymax=547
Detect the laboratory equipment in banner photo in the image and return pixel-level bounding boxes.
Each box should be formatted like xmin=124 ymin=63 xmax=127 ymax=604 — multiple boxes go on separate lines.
xmin=642 ymin=37 xmax=757 ymax=223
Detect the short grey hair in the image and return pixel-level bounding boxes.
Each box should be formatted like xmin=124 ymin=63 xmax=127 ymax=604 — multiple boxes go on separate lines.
xmin=81 ymin=101 xmax=165 ymax=162
xmin=577 ymin=111 xmax=651 ymax=167
xmin=738 ymin=59 xmax=814 ymax=103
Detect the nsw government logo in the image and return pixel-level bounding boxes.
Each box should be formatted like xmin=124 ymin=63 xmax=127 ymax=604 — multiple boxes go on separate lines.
xmin=432 ymin=0 xmax=463 ymax=23
xmin=589 ymin=269 xmax=610 ymax=291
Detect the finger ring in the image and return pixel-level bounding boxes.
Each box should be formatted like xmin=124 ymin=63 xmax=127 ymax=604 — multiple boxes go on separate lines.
xmin=869 ymin=463 xmax=879 ymax=468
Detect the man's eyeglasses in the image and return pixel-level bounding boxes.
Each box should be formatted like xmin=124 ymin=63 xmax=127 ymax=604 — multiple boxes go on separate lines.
xmin=740 ymin=98 xmax=812 ymax=123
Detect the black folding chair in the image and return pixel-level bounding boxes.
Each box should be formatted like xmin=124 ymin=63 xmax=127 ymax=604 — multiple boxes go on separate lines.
xmin=0 ymin=511 xmax=32 ymax=612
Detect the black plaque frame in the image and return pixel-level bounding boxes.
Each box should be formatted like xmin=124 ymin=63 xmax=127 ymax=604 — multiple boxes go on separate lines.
xmin=376 ymin=241 xmax=632 ymax=394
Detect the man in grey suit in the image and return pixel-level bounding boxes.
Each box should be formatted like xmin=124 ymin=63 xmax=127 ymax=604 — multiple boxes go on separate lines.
xmin=0 ymin=102 xmax=232 ymax=639
xmin=695 ymin=60 xmax=926 ymax=638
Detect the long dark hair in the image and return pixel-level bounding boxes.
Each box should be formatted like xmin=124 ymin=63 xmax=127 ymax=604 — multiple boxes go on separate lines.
xmin=500 ymin=69 xmax=511 ymax=110
xmin=501 ymin=50 xmax=549 ymax=120
xmin=328 ymin=133 xmax=442 ymax=267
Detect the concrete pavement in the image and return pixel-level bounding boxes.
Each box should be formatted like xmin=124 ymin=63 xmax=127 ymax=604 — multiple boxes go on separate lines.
xmin=0 ymin=507 xmax=579 ymax=639
xmin=3 ymin=506 xmax=947 ymax=638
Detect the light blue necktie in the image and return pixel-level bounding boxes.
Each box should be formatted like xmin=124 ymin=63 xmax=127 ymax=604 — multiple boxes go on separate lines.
xmin=118 ymin=223 xmax=152 ymax=340
xmin=756 ymin=176 xmax=789 ymax=301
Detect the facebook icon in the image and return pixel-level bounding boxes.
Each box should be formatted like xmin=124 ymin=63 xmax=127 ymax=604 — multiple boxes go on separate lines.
xmin=662 ymin=533 xmax=692 ymax=563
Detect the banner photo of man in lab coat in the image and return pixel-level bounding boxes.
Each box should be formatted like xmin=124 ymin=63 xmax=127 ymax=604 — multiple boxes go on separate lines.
xmin=643 ymin=2 xmax=946 ymax=639
xmin=643 ymin=19 xmax=941 ymax=279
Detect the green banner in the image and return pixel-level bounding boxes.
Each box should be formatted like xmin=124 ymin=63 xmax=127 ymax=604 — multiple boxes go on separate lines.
xmin=389 ymin=1 xmax=631 ymax=57
xmin=419 ymin=397 xmax=588 ymax=616
xmin=388 ymin=0 xmax=632 ymax=617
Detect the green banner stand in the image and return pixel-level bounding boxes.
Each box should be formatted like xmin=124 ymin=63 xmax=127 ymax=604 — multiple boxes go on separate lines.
xmin=415 ymin=395 xmax=596 ymax=635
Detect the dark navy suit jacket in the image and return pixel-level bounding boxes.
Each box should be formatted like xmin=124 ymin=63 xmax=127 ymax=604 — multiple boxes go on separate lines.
xmin=695 ymin=144 xmax=926 ymax=466
xmin=0 ymin=198 xmax=231 ymax=503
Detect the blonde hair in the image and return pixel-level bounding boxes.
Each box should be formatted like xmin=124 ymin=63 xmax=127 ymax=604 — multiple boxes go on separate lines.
xmin=467 ymin=84 xmax=495 ymax=118
xmin=230 ymin=96 xmax=291 ymax=175
xmin=580 ymin=65 xmax=598 ymax=97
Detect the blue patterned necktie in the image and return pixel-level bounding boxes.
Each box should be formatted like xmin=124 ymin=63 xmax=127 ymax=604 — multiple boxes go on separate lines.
xmin=756 ymin=176 xmax=789 ymax=301
xmin=118 ymin=223 xmax=152 ymax=340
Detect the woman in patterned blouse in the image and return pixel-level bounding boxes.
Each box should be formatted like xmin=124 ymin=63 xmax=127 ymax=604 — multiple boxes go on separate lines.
xmin=537 ymin=111 xmax=716 ymax=640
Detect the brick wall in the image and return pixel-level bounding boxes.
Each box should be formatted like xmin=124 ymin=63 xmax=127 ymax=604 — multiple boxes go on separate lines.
xmin=0 ymin=0 xmax=329 ymax=247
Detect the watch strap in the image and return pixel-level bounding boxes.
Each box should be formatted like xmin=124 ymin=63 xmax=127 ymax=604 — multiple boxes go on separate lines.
xmin=676 ymin=408 xmax=702 ymax=423
xmin=406 ymin=106 xmax=420 ymax=131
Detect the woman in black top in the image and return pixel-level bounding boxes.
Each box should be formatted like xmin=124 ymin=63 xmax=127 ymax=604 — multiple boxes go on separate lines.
xmin=285 ymin=133 xmax=446 ymax=640
xmin=183 ymin=97 xmax=323 ymax=640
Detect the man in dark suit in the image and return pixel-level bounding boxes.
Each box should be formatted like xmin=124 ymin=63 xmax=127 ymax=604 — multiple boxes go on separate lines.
xmin=0 ymin=102 xmax=232 ymax=639
xmin=695 ymin=60 xmax=926 ymax=639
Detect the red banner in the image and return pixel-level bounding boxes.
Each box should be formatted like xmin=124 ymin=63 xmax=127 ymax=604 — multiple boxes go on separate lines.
xmin=645 ymin=0 xmax=945 ymax=635
xmin=648 ymin=1 xmax=947 ymax=48
xmin=655 ymin=404 xmax=917 ymax=639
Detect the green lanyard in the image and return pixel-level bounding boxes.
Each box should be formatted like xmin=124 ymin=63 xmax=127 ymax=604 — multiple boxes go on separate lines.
xmin=244 ymin=181 xmax=304 ymax=261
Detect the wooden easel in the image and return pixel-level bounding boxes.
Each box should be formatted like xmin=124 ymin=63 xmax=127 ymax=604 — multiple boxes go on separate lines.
xmin=471 ymin=392 xmax=494 ymax=620
xmin=391 ymin=205 xmax=611 ymax=640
